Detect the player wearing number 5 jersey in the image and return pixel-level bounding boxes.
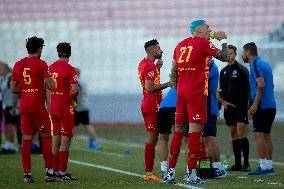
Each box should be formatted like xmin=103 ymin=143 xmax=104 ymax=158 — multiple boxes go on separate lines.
xmin=49 ymin=42 xmax=79 ymax=181
xmin=165 ymin=20 xmax=229 ymax=185
xmin=11 ymin=36 xmax=56 ymax=183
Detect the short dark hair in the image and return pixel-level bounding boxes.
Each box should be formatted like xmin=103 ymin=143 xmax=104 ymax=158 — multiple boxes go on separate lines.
xmin=228 ymin=44 xmax=237 ymax=53
xmin=144 ymin=39 xmax=159 ymax=51
xmin=26 ymin=36 xmax=44 ymax=54
xmin=57 ymin=42 xmax=71 ymax=58
xmin=243 ymin=42 xmax=258 ymax=56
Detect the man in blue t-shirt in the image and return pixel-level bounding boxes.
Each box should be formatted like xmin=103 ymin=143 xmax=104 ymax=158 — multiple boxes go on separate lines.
xmin=242 ymin=42 xmax=276 ymax=176
xmin=161 ymin=59 xmax=225 ymax=180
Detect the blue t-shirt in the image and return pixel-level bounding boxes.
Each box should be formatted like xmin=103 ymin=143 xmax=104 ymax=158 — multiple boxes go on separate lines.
xmin=207 ymin=60 xmax=219 ymax=116
xmin=160 ymin=60 xmax=219 ymax=117
xmin=249 ymin=56 xmax=276 ymax=109
xmin=160 ymin=87 xmax=176 ymax=108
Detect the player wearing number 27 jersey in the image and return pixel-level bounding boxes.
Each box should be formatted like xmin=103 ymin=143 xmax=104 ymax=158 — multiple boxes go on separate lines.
xmin=165 ymin=20 xmax=229 ymax=185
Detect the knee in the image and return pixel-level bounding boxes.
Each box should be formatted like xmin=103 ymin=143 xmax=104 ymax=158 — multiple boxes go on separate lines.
xmin=159 ymin=134 xmax=169 ymax=142
xmin=230 ymin=130 xmax=238 ymax=140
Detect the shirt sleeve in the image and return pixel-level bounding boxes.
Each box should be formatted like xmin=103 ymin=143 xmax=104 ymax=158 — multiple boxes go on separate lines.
xmin=42 ymin=61 xmax=51 ymax=78
xmin=201 ymin=40 xmax=219 ymax=57
xmin=70 ymin=67 xmax=79 ymax=84
xmin=145 ymin=64 xmax=156 ymax=81
xmin=253 ymin=61 xmax=264 ymax=78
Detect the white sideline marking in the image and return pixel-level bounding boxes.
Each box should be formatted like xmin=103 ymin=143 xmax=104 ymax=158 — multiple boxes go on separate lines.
xmin=69 ymin=159 xmax=204 ymax=189
xmin=76 ymin=136 xmax=284 ymax=166
xmin=71 ymin=146 xmax=127 ymax=158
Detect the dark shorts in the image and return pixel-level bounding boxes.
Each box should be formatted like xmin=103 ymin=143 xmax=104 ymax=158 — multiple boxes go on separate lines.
xmin=253 ymin=108 xmax=276 ymax=133
xmin=4 ymin=107 xmax=21 ymax=126
xmin=224 ymin=106 xmax=248 ymax=126
xmin=157 ymin=107 xmax=175 ymax=134
xmin=74 ymin=110 xmax=90 ymax=126
xmin=202 ymin=115 xmax=217 ymax=137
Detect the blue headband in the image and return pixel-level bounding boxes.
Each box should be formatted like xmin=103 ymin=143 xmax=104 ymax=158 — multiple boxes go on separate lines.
xmin=190 ymin=19 xmax=206 ymax=34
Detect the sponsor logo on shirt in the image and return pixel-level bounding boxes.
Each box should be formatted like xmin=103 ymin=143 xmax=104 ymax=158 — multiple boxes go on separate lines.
xmin=148 ymin=71 xmax=154 ymax=79
xmin=193 ymin=114 xmax=202 ymax=120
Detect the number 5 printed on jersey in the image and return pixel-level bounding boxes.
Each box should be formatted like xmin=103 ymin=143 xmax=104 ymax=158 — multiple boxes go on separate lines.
xmin=23 ymin=68 xmax=31 ymax=84
xmin=178 ymin=46 xmax=193 ymax=63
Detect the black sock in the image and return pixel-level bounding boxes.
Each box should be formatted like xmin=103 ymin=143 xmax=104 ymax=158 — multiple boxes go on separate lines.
xmin=240 ymin=137 xmax=249 ymax=167
xmin=232 ymin=139 xmax=242 ymax=167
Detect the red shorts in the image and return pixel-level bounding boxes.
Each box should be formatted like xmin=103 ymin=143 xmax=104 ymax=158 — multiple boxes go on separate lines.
xmin=175 ymin=93 xmax=207 ymax=124
xmin=51 ymin=113 xmax=74 ymax=137
xmin=21 ymin=111 xmax=51 ymax=135
xmin=142 ymin=111 xmax=158 ymax=133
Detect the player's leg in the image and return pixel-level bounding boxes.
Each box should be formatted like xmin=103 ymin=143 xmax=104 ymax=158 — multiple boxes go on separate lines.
xmin=165 ymin=94 xmax=188 ymax=183
xmin=142 ymin=111 xmax=159 ymax=180
xmin=82 ymin=111 xmax=101 ymax=150
xmin=20 ymin=112 xmax=36 ymax=183
xmin=157 ymin=107 xmax=175 ymax=178
xmin=51 ymin=114 xmax=61 ymax=177
xmin=185 ymin=94 xmax=206 ymax=184
xmin=263 ymin=108 xmax=276 ymax=175
xmin=225 ymin=108 xmax=242 ymax=171
xmin=249 ymin=109 xmax=268 ymax=175
xmin=58 ymin=113 xmax=77 ymax=180
xmin=1 ymin=107 xmax=16 ymax=153
xmin=203 ymin=115 xmax=225 ymax=178
xmin=36 ymin=111 xmax=55 ymax=182
xmin=237 ymin=122 xmax=250 ymax=171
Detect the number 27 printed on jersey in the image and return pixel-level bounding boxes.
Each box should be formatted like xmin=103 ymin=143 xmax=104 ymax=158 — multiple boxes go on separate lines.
xmin=178 ymin=46 xmax=193 ymax=63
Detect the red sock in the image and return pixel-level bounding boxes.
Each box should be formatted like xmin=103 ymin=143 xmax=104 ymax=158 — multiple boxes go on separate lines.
xmin=42 ymin=137 xmax=53 ymax=168
xmin=52 ymin=154 xmax=59 ymax=172
xmin=144 ymin=143 xmax=155 ymax=173
xmin=187 ymin=132 xmax=201 ymax=169
xmin=59 ymin=150 xmax=69 ymax=173
xmin=22 ymin=140 xmax=32 ymax=173
xmin=168 ymin=131 xmax=183 ymax=168
xmin=200 ymin=139 xmax=206 ymax=158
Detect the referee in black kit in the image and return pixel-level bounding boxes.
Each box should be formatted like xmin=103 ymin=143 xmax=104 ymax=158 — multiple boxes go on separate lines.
xmin=219 ymin=45 xmax=250 ymax=172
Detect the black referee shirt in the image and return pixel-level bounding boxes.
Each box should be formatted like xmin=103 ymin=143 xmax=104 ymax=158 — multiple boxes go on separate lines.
xmin=219 ymin=61 xmax=249 ymax=107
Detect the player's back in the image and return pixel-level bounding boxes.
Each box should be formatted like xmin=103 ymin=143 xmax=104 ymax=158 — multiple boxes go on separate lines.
xmin=12 ymin=56 xmax=49 ymax=112
xmin=49 ymin=60 xmax=77 ymax=114
xmin=174 ymin=37 xmax=217 ymax=95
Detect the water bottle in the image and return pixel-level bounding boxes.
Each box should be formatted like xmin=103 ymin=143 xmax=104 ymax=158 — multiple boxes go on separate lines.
xmin=223 ymin=160 xmax=229 ymax=174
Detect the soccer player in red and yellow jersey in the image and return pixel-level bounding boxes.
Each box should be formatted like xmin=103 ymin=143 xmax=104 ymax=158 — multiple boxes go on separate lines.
xmin=49 ymin=42 xmax=79 ymax=181
xmin=11 ymin=36 xmax=56 ymax=183
xmin=164 ymin=20 xmax=229 ymax=185
xmin=138 ymin=39 xmax=172 ymax=180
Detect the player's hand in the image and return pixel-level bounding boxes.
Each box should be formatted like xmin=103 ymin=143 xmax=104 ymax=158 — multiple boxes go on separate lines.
xmin=248 ymin=103 xmax=257 ymax=117
xmin=166 ymin=81 xmax=173 ymax=88
xmin=222 ymin=101 xmax=236 ymax=109
xmin=214 ymin=31 xmax=227 ymax=41
xmin=156 ymin=59 xmax=163 ymax=70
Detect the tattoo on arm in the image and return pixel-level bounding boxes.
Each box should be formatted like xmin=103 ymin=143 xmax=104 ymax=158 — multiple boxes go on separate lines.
xmin=214 ymin=43 xmax=229 ymax=62
xmin=171 ymin=60 xmax=177 ymax=89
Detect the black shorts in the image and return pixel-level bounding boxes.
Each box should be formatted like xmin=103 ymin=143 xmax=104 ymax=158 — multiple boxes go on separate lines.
xmin=4 ymin=107 xmax=21 ymax=126
xmin=253 ymin=108 xmax=276 ymax=133
xmin=74 ymin=110 xmax=90 ymax=126
xmin=157 ymin=107 xmax=175 ymax=134
xmin=224 ymin=106 xmax=248 ymax=126
xmin=202 ymin=115 xmax=217 ymax=137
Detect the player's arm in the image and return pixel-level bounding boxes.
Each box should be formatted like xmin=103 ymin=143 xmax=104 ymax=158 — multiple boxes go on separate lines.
xmin=248 ymin=77 xmax=265 ymax=115
xmin=145 ymin=80 xmax=172 ymax=92
xmin=45 ymin=89 xmax=51 ymax=112
xmin=71 ymin=84 xmax=79 ymax=98
xmin=10 ymin=80 xmax=20 ymax=94
xmin=212 ymin=31 xmax=230 ymax=62
xmin=44 ymin=77 xmax=56 ymax=91
xmin=170 ymin=59 xmax=178 ymax=89
xmin=213 ymin=43 xmax=229 ymax=62
xmin=218 ymin=95 xmax=236 ymax=109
